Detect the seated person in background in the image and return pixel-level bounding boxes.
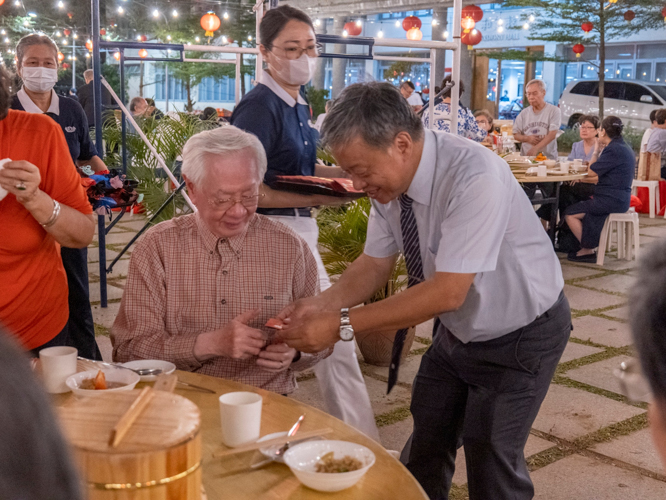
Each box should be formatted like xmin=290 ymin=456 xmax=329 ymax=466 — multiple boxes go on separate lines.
xmin=111 ymin=126 xmax=331 ymax=394
xmin=568 ymin=114 xmax=600 ymax=162
xmin=646 ymin=108 xmax=666 ymax=179
xmin=422 ymin=75 xmax=487 ymax=143
xmin=129 ymin=96 xmax=163 ymax=120
xmin=200 ymin=106 xmax=221 ymax=126
xmin=640 ymin=109 xmax=659 ymax=153
xmin=513 ymin=79 xmax=560 ymax=160
xmin=474 ymin=109 xmax=496 ymax=147
xmin=313 ymin=99 xmax=332 ymax=132
xmin=564 ymin=116 xmax=635 ymax=263
xmin=630 ymin=240 xmax=666 ymax=470
xmin=400 ymin=81 xmax=423 ymax=113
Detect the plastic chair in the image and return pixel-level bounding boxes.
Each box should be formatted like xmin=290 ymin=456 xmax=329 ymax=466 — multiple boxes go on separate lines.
xmin=596 ymin=210 xmax=640 ymax=266
xmin=631 ymin=179 xmax=660 ymax=218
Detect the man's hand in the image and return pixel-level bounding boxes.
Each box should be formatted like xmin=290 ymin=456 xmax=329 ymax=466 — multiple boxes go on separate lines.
xmin=256 ymin=343 xmax=297 ymax=372
xmin=276 ymin=310 xmax=340 ymax=353
xmin=527 ymin=146 xmax=540 ymax=156
xmin=527 ymin=135 xmax=542 ymax=145
xmin=276 ymin=296 xmax=328 ymax=325
xmin=193 ymin=309 xmax=267 ymax=361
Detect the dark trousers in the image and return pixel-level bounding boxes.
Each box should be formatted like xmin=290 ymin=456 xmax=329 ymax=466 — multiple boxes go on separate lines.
xmin=61 ymin=247 xmax=101 ymax=360
xmin=403 ymin=292 xmax=571 ymax=500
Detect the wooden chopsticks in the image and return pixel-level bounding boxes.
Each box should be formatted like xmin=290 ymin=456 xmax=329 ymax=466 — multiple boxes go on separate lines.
xmin=213 ymin=428 xmax=333 ymax=458
xmin=108 ymin=387 xmax=155 ymax=447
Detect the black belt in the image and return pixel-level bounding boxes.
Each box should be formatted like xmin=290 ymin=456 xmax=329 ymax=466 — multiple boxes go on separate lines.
xmin=256 ymin=208 xmax=314 ymax=217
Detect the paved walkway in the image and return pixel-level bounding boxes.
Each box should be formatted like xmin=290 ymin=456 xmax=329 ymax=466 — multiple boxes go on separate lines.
xmin=88 ymin=213 xmax=666 ymax=499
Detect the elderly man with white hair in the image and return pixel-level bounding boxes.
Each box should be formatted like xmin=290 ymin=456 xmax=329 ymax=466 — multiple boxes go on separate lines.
xmin=513 ymin=79 xmax=561 ymax=160
xmin=111 ymin=126 xmax=330 ymax=393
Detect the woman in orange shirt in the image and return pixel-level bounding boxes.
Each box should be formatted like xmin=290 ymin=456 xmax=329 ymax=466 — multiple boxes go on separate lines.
xmin=0 ymin=66 xmax=95 ymax=353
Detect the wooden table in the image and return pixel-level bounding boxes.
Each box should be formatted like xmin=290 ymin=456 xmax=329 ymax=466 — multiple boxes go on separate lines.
xmin=512 ymin=171 xmax=588 ymax=242
xmin=54 ymin=370 xmax=428 ymax=500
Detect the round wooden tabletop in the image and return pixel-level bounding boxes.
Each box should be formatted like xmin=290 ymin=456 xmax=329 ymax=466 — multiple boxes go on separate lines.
xmin=53 ymin=370 xmax=428 ymax=500
xmin=513 ymin=172 xmax=588 ymax=183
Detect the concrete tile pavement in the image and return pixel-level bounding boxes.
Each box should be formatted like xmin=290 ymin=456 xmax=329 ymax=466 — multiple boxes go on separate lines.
xmin=88 ymin=213 xmax=666 ymax=498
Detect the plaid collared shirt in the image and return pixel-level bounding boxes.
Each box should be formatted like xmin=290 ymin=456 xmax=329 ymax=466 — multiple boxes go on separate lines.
xmin=112 ymin=213 xmax=328 ymax=394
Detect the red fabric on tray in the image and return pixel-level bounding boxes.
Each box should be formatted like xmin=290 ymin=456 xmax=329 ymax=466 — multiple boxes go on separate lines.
xmin=273 ymin=175 xmax=363 ymax=194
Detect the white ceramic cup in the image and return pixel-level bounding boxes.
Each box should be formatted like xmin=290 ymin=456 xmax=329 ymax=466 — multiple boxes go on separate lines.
xmin=219 ymin=391 xmax=262 ymax=447
xmin=560 ymin=160 xmax=570 ymax=173
xmin=39 ymin=346 xmax=78 ymax=393
xmin=573 ymin=158 xmax=583 ymax=168
xmin=537 ymin=164 xmax=547 ymax=177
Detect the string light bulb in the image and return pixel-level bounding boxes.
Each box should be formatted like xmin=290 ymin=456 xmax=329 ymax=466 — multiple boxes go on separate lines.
xmin=223 ymin=11 xmax=229 ymax=20
xmin=355 ymin=19 xmax=362 ymax=27
xmin=152 ymin=9 xmax=159 ymax=18
xmin=443 ymin=30 xmax=449 ymax=38
xmin=529 ymin=14 xmax=535 ymax=22
xmin=395 ymin=20 xmax=400 ymax=27
xmin=57 ymin=1 xmax=64 ymax=8
xmin=195 ymin=36 xmax=200 ymax=42
xmin=166 ymin=35 xmax=171 ymax=40
xmin=314 ymin=19 xmax=321 ymax=27
xmin=377 ymin=30 xmax=384 ymax=38
xmin=497 ymin=19 xmax=504 ymax=25
xmin=523 ymin=23 xmax=530 ymax=29
xmin=248 ymin=35 xmax=252 ymax=41
xmin=342 ymin=29 xmax=349 ymax=37
xmin=172 ymin=9 xmax=178 ymax=17
xmin=117 ymin=6 xmax=124 ymax=14
xmin=497 ymin=26 xmax=504 ymax=33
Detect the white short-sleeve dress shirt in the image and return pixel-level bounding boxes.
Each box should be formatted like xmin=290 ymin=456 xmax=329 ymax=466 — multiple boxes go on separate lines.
xmin=364 ymin=130 xmax=564 ymax=343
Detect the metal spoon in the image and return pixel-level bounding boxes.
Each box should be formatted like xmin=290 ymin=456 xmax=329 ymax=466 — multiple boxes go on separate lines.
xmin=251 ymin=414 xmax=305 ymax=469
xmin=77 ymin=357 xmax=163 ymax=376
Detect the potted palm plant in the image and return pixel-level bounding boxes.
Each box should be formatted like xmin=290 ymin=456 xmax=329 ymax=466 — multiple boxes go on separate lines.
xmin=317 ymin=197 xmax=416 ymax=366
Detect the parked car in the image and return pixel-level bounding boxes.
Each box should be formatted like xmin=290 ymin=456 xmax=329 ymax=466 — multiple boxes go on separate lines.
xmin=559 ymin=79 xmax=666 ymax=129
xmin=499 ymin=98 xmax=523 ymax=120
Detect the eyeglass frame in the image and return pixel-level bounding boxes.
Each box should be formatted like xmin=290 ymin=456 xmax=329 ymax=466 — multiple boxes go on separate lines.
xmin=269 ymin=42 xmax=323 ymax=60
xmin=206 ymin=193 xmax=265 ymax=213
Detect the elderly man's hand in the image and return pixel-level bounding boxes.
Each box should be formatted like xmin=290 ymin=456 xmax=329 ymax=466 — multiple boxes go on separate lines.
xmin=256 ymin=343 xmax=297 ymax=373
xmin=276 ymin=310 xmax=340 ymax=353
xmin=525 ymin=135 xmax=541 ymax=146
xmin=193 ymin=309 xmax=267 ymax=361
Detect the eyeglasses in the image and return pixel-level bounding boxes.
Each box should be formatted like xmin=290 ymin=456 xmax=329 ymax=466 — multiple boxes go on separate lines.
xmin=207 ymin=193 xmax=264 ymax=212
xmin=272 ymin=43 xmax=323 ymax=60
xmin=579 ymin=126 xmax=597 ymax=131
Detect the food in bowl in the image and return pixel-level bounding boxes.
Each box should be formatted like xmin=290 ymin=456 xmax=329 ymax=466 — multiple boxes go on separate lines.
xmin=78 ymin=370 xmax=127 ymax=390
xmin=315 ymin=452 xmax=363 ymax=473
xmin=544 ymin=160 xmax=557 ymax=168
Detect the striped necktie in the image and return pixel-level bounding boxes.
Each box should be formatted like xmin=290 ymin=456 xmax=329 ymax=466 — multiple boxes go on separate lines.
xmin=387 ymin=193 xmax=425 ymax=393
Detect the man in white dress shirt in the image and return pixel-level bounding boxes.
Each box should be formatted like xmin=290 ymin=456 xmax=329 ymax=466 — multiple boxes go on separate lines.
xmin=401 ymin=81 xmax=423 ymax=112
xmin=276 ymin=82 xmax=571 ymax=499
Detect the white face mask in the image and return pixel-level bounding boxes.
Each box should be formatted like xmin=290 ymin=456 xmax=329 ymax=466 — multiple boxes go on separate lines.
xmin=21 ymin=67 xmax=58 ymax=93
xmin=271 ymin=53 xmax=317 ymax=86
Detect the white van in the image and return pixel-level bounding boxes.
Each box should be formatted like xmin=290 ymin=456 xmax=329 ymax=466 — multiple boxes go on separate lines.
xmin=559 ymin=79 xmax=666 ymax=129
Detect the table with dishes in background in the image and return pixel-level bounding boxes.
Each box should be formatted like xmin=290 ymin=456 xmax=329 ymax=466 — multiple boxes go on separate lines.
xmin=36 ymin=351 xmax=428 ymax=500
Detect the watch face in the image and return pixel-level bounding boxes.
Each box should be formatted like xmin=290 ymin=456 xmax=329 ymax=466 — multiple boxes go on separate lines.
xmin=340 ymin=326 xmax=354 ymax=341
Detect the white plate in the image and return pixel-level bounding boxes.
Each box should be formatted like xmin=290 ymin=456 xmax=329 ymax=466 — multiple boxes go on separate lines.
xmin=257 ymin=431 xmax=325 ymax=463
xmin=284 ymin=440 xmax=375 ymax=492
xmin=66 ymin=369 xmax=140 ymax=396
xmin=121 ymin=360 xmax=176 ymax=382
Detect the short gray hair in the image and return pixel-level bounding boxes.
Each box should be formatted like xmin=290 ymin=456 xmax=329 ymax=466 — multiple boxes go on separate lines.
xmin=321 ymin=82 xmax=423 ymax=150
xmin=181 ymin=125 xmax=267 ymax=187
xmin=630 ymin=240 xmax=666 ymax=404
xmin=83 ymin=69 xmax=94 ymax=81
xmin=526 ymin=79 xmax=547 ymax=92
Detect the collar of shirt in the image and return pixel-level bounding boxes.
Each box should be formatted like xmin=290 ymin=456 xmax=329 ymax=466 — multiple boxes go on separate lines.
xmin=17 ymin=87 xmax=60 ymax=115
xmin=259 ymin=71 xmax=308 ymax=108
xmin=405 ymin=129 xmax=437 ymax=207
xmin=195 ymin=212 xmax=252 ymax=256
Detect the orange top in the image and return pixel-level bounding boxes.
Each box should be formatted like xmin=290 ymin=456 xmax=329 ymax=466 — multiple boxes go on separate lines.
xmin=0 ymin=110 xmax=93 ymax=349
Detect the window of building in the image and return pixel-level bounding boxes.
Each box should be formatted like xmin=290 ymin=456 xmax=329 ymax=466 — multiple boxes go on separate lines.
xmin=565 ymin=63 xmax=579 ymax=85
xmin=617 ymin=63 xmax=633 ymax=79
xmin=638 ymin=43 xmax=666 ymax=59
xmin=155 ymin=70 xmax=188 ymax=101
xmin=605 ymin=45 xmax=635 ymax=59
xmin=581 ymin=64 xmax=597 ymax=80
xmin=636 ymin=62 xmax=652 ymax=81
xmin=655 ymin=62 xmax=666 ymax=83
xmin=198 ymin=76 xmax=235 ymax=102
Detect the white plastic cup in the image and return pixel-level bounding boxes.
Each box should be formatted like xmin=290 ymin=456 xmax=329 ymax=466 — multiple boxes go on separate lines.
xmin=219 ymin=391 xmax=262 ymax=447
xmin=537 ymin=164 xmax=547 ymax=177
xmin=573 ymin=159 xmax=583 ymax=168
xmin=39 ymin=346 xmax=77 ymax=394
xmin=560 ymin=161 xmax=569 ymax=173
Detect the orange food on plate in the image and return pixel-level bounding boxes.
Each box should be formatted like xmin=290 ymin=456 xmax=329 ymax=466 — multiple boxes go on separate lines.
xmin=93 ymin=370 xmax=107 ymax=390
xmin=535 ymin=153 xmax=547 ymax=161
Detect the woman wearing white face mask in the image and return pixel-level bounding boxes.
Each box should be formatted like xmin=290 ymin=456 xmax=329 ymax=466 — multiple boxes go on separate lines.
xmin=231 ymin=5 xmax=379 ymax=441
xmin=10 ymin=34 xmax=107 ymax=361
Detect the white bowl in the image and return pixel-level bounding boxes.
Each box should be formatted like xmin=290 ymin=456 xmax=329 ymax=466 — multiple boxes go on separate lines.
xmin=544 ymin=160 xmax=557 ymax=168
xmin=283 ymin=440 xmax=375 ymax=492
xmin=121 ymin=360 xmax=176 ymax=382
xmin=66 ymin=369 xmax=140 ymax=396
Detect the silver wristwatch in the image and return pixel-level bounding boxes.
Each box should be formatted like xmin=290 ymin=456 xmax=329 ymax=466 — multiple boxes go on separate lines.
xmin=339 ymin=308 xmax=355 ymax=341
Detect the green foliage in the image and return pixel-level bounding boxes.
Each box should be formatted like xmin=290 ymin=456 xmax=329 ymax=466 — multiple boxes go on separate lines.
xmin=317 ymin=198 xmax=407 ymax=302
xmin=479 ymin=49 xmax=565 ymax=63
xmin=557 ymin=128 xmax=580 ymax=153
xmin=102 ymin=113 xmax=216 ymax=222
xmin=383 ymin=61 xmax=414 ymax=82
xmin=307 ymin=87 xmax=330 ymax=119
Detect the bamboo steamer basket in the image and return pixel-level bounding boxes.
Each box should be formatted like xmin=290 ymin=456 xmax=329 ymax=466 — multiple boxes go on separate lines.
xmin=58 ymin=390 xmax=202 ymax=500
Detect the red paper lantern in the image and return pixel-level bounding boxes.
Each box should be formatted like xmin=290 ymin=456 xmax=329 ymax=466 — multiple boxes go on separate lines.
xmin=343 ymin=21 xmax=362 ymax=36
xmin=422 ymin=88 xmax=430 ymax=94
xmin=67 ymin=12 xmax=73 ymax=19
xmin=0 ymin=0 xmax=5 ymax=6
xmin=581 ymin=21 xmax=593 ymax=32
xmin=138 ymin=48 xmax=148 ymax=58
xmin=62 ymin=62 xmax=70 ymax=69
xmin=462 ymin=5 xmax=484 ymax=23
xmin=113 ymin=51 xmax=120 ymax=61
xmin=624 ymin=10 xmax=635 ymax=22
xmin=402 ymin=16 xmax=422 ymax=31
xmin=461 ymin=29 xmax=482 ymax=49
xmin=57 ymin=52 xmax=64 ymax=62
xmin=572 ymin=43 xmax=585 ymax=58
xmin=85 ymin=39 xmax=93 ymax=51
xmin=406 ymin=27 xmax=423 ymax=41
xmin=100 ymin=28 xmax=106 ymax=36
xmin=63 ymin=29 xmax=71 ymax=36
xmin=138 ymin=34 xmax=147 ymax=42
xmin=461 ymin=16 xmax=476 ymax=33
xmin=200 ymin=12 xmax=221 ymax=37
xmin=662 ymin=6 xmax=666 ymax=21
